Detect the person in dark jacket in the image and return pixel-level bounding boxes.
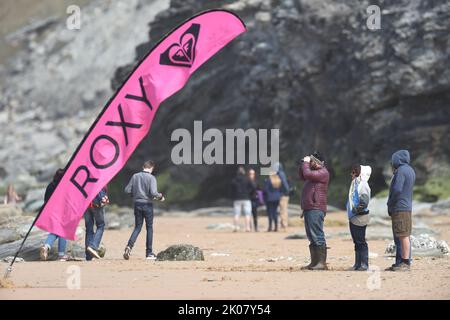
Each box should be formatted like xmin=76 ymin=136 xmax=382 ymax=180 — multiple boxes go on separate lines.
xmin=386 ymin=150 xmax=416 ymax=271
xmin=84 ymin=187 xmax=109 ymax=260
xmin=231 ymin=166 xmax=255 ymax=232
xmin=299 ymin=152 xmax=330 ymax=270
xmin=273 ymin=162 xmax=290 ymax=232
xmin=40 ymin=169 xmax=69 ymax=261
xmin=263 ymin=171 xmax=283 ymax=232
xmin=123 ymin=160 xmax=165 ymax=260
xmin=248 ymin=169 xmax=262 ymax=232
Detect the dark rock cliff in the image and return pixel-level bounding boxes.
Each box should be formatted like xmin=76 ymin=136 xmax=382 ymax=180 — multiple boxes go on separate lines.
xmin=112 ymin=0 xmax=450 ymax=207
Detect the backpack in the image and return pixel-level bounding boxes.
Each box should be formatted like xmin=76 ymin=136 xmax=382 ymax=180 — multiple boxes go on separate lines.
xmin=92 ymin=189 xmax=108 ymax=207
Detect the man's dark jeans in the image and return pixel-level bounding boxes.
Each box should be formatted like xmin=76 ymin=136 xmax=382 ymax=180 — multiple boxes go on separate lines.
xmin=85 ymin=207 xmax=105 ymax=261
xmin=303 ymin=209 xmax=326 ymax=246
xmin=394 ymin=235 xmax=412 ymax=265
xmin=127 ymin=202 xmax=154 ymax=257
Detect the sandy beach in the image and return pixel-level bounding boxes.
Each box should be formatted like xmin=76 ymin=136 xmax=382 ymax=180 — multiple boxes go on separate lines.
xmin=1 ymin=211 xmax=449 ymax=300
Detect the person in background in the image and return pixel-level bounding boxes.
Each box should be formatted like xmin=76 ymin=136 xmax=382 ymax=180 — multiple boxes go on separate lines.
xmin=299 ymin=152 xmax=330 ymax=271
xmin=84 ymin=187 xmax=109 ymax=260
xmin=40 ymin=169 xmax=69 ymax=262
xmin=231 ymin=166 xmax=255 ymax=232
xmin=273 ymin=162 xmax=290 ymax=232
xmin=263 ymin=170 xmax=282 ymax=232
xmin=386 ymin=150 xmax=416 ymax=271
xmin=3 ymin=184 xmax=21 ymax=204
xmin=248 ymin=168 xmax=262 ymax=232
xmin=123 ymin=160 xmax=165 ymax=260
xmin=346 ymin=164 xmax=372 ymax=271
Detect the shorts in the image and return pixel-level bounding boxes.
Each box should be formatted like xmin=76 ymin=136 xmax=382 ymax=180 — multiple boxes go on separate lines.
xmin=391 ymin=211 xmax=412 ymax=237
xmin=233 ymin=200 xmax=252 ymax=217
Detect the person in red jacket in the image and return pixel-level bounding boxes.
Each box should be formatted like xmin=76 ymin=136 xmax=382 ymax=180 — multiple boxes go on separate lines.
xmin=299 ymin=152 xmax=330 ymax=270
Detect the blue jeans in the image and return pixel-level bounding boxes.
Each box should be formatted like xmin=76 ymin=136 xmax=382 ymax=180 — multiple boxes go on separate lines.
xmin=303 ymin=210 xmax=326 ymax=246
xmin=349 ymin=222 xmax=368 ymax=251
xmin=394 ymin=235 xmax=412 ymax=265
xmin=84 ymin=207 xmax=105 ymax=260
xmin=266 ymin=201 xmax=279 ymax=230
xmin=44 ymin=233 xmax=67 ymax=257
xmin=127 ymin=202 xmax=154 ymax=257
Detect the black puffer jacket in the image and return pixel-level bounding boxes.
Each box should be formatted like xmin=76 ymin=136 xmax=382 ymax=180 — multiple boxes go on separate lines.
xmin=231 ymin=174 xmax=255 ymax=201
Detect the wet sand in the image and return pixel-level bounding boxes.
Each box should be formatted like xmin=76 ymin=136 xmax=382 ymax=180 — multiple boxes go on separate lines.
xmin=1 ymin=212 xmax=450 ymax=299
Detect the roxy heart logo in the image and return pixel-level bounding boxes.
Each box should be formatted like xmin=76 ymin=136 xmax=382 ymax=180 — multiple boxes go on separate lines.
xmin=160 ymin=23 xmax=200 ymax=68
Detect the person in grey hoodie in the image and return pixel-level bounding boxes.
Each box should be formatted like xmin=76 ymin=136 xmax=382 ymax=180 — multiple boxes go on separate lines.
xmin=386 ymin=150 xmax=416 ymax=271
xmin=346 ymin=165 xmax=372 ymax=271
xmin=123 ymin=160 xmax=165 ymax=260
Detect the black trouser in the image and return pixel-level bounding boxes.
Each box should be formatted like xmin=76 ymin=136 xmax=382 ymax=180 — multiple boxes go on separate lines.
xmin=266 ymin=201 xmax=279 ymax=231
xmin=251 ymin=200 xmax=258 ymax=230
xmin=349 ymin=222 xmax=368 ymax=268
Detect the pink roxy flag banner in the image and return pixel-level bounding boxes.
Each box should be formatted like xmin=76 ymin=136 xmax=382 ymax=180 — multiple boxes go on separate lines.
xmin=35 ymin=10 xmax=246 ymax=240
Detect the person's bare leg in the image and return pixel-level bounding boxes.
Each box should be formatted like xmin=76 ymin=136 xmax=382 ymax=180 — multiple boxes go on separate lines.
xmin=399 ymin=236 xmax=410 ymax=260
xmin=245 ymin=215 xmax=252 ymax=232
xmin=234 ymin=215 xmax=240 ymax=231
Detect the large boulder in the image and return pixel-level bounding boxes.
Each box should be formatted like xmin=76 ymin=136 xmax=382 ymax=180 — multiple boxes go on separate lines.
xmin=0 ymin=234 xmax=85 ymax=261
xmin=431 ymin=198 xmax=450 ymax=216
xmin=0 ymin=228 xmax=21 ymax=245
xmin=0 ymin=205 xmax=23 ymax=226
xmin=156 ymin=244 xmax=204 ymax=261
xmin=385 ymin=234 xmax=449 ymax=257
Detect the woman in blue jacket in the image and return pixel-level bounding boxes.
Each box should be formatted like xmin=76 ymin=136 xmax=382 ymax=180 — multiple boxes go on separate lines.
xmin=263 ymin=172 xmax=283 ymax=232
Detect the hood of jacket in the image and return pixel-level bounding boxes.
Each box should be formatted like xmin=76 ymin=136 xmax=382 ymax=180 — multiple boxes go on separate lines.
xmin=359 ymin=165 xmax=372 ymax=183
xmin=272 ymin=162 xmax=284 ymax=173
xmin=392 ymin=150 xmax=410 ymax=169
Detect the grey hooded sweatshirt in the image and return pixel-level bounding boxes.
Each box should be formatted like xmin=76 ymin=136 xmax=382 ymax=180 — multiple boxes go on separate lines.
xmin=387 ymin=150 xmax=416 ymax=214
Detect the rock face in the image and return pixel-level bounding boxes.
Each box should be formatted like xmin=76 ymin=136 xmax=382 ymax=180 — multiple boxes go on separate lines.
xmin=111 ymin=0 xmax=450 ymax=207
xmin=0 ymin=0 xmax=448 ymax=208
xmin=156 ymin=244 xmax=204 ymax=261
xmin=0 ymin=0 xmax=170 ymax=207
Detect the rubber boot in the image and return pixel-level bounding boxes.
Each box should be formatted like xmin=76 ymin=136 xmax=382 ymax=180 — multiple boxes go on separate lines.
xmin=356 ymin=247 xmax=368 ymax=271
xmin=347 ymin=250 xmax=360 ymax=271
xmin=301 ymin=244 xmax=318 ymax=270
xmin=310 ymin=245 xmax=328 ymax=270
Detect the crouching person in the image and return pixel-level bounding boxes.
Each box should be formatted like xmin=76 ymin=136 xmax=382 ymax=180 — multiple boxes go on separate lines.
xmin=299 ymin=152 xmax=330 ymax=270
xmin=347 ymin=165 xmax=372 ymax=271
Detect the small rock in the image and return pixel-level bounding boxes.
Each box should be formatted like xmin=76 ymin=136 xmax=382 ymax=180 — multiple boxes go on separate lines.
xmin=285 ymin=231 xmax=308 ymax=239
xmin=210 ymin=252 xmax=230 ymax=257
xmin=206 ymin=223 xmax=236 ymax=230
xmin=156 ymin=244 xmax=204 ymax=261
xmin=3 ymin=256 xmax=25 ymax=263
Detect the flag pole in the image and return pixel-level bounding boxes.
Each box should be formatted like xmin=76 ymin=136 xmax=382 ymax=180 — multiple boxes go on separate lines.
xmin=3 ymin=210 xmax=42 ymax=279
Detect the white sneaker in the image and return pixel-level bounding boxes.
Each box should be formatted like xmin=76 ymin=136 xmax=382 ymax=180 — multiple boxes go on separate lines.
xmin=146 ymin=254 xmax=157 ymax=261
xmin=40 ymin=245 xmax=49 ymax=261
xmin=87 ymin=246 xmax=101 ymax=259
